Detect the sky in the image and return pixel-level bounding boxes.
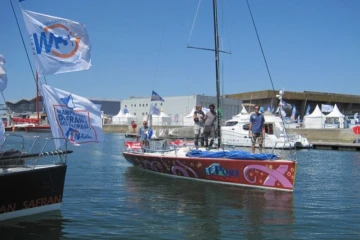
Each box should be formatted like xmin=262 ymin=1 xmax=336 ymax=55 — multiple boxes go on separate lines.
xmin=0 ymin=0 xmax=359 ymax=102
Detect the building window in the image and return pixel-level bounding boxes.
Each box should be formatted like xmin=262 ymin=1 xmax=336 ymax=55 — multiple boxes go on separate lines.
xmin=134 ymin=104 xmax=136 ymax=107
xmin=160 ymin=103 xmax=163 ymax=106
xmin=143 ymin=104 xmax=145 ymax=107
xmin=134 ymin=113 xmax=136 ymax=115
xmin=146 ymin=104 xmax=148 ymax=106
xmin=155 ymin=103 xmax=157 ymax=106
xmin=142 ymin=113 xmax=144 ymax=115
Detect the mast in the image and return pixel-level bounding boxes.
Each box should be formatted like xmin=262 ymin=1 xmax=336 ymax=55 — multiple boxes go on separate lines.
xmin=36 ymin=71 xmax=40 ymax=123
xmin=212 ymin=0 xmax=221 ymax=148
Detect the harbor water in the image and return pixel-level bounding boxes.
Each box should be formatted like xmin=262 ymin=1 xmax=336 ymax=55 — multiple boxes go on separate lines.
xmin=1 ymin=133 xmax=360 ymax=239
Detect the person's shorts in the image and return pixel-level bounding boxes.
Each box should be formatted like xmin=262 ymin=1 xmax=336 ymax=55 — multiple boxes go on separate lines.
xmin=251 ymin=133 xmax=263 ymax=145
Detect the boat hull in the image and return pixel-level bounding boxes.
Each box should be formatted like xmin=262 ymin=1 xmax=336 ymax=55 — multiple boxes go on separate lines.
xmin=5 ymin=125 xmax=51 ymax=132
xmin=0 ymin=164 xmax=67 ymax=221
xmin=122 ymin=151 xmax=296 ymax=192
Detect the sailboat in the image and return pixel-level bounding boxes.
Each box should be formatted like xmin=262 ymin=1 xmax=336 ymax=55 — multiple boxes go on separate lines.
xmin=122 ymin=0 xmax=297 ymax=192
xmin=0 ymin=2 xmax=103 ymax=221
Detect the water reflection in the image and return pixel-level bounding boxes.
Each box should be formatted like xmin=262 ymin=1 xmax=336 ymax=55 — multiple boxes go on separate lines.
xmin=0 ymin=211 xmax=68 ymax=240
xmin=123 ymin=167 xmax=295 ymax=239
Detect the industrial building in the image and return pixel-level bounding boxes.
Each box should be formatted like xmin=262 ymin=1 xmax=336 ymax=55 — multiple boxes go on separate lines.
xmin=225 ymin=90 xmax=360 ymax=119
xmin=119 ymin=95 xmax=242 ymax=124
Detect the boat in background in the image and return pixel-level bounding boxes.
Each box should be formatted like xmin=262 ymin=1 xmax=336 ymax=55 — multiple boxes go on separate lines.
xmin=122 ymin=0 xmax=297 ymax=192
xmin=4 ymin=113 xmax=50 ymax=132
xmin=222 ymin=107 xmax=312 ymax=149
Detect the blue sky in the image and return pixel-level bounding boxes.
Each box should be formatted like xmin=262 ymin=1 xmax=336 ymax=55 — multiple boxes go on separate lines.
xmin=0 ymin=0 xmax=359 ymax=102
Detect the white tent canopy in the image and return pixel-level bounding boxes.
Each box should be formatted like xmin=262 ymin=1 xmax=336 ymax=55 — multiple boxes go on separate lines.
xmin=325 ymin=104 xmax=345 ymax=128
xmin=183 ymin=107 xmax=210 ymax=126
xmin=152 ymin=111 xmax=172 ymax=126
xmin=183 ymin=107 xmax=196 ymax=126
xmin=226 ymin=106 xmax=249 ymax=123
xmin=303 ymin=105 xmax=326 ymax=128
xmin=112 ymin=110 xmax=136 ymax=125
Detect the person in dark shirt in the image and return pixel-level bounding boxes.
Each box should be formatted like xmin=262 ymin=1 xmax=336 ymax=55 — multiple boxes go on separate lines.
xmin=249 ymin=105 xmax=265 ymax=153
xmin=203 ymin=104 xmax=217 ymax=149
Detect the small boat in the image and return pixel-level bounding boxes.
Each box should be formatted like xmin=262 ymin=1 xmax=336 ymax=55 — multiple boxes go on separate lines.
xmin=0 ymin=134 xmax=72 ymax=221
xmin=123 ymin=0 xmax=298 ymax=192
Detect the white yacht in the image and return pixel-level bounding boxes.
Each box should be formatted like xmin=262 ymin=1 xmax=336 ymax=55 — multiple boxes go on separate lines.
xmin=221 ymin=108 xmax=312 ymax=149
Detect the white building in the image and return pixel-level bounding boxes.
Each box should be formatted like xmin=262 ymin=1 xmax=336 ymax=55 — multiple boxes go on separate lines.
xmin=120 ymin=95 xmax=242 ymax=125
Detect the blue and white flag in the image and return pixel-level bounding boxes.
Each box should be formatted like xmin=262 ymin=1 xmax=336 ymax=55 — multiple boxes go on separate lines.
xmin=321 ymin=104 xmax=333 ymax=113
xmin=291 ymin=106 xmax=296 ymax=121
xmin=150 ymin=104 xmax=160 ymax=116
xmin=123 ymin=105 xmax=129 ymax=114
xmin=150 ymin=91 xmax=165 ymax=102
xmin=41 ymin=84 xmax=103 ymax=149
xmin=0 ymin=54 xmax=7 ymax=92
xmin=267 ymin=105 xmax=271 ymax=112
xmin=0 ymin=118 xmax=5 ymax=145
xmin=22 ymin=9 xmax=92 ymax=77
xmin=306 ymin=105 xmax=311 ymax=115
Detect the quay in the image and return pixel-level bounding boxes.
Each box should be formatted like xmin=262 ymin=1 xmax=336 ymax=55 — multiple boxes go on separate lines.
xmin=103 ymin=124 xmax=360 ymax=151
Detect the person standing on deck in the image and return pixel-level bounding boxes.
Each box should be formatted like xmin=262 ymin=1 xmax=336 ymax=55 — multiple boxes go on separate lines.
xmin=203 ymin=104 xmax=217 ymax=149
xmin=136 ymin=121 xmax=152 ymax=147
xmin=249 ymin=105 xmax=265 ymax=153
xmin=193 ymin=105 xmax=205 ymax=148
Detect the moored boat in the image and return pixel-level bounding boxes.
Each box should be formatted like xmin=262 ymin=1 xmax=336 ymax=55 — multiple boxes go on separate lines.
xmin=122 ymin=0 xmax=298 ymax=192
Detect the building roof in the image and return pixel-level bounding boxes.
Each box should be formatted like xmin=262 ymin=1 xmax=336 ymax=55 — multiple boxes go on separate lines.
xmin=225 ymin=90 xmax=360 ymax=104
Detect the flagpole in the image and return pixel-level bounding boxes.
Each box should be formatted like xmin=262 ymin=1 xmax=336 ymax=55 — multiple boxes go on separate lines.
xmin=9 ymin=0 xmax=36 ymax=83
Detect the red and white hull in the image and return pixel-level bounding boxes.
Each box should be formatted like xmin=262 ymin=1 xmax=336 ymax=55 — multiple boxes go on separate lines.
xmin=123 ymin=142 xmax=297 ymax=192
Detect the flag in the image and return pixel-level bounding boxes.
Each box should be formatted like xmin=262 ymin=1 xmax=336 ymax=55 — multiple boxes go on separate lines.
xmin=291 ymin=106 xmax=296 ymax=121
xmin=21 ymin=9 xmax=91 ymax=76
xmin=123 ymin=105 xmax=129 ymax=114
xmin=41 ymin=84 xmax=103 ymax=149
xmin=321 ymin=104 xmax=333 ymax=113
xmin=0 ymin=54 xmax=7 ymax=92
xmin=267 ymin=105 xmax=271 ymax=112
xmin=150 ymin=104 xmax=160 ymax=115
xmin=0 ymin=54 xmax=5 ymax=64
xmin=150 ymin=91 xmax=165 ymax=102
xmin=306 ymin=105 xmax=311 ymax=115
xmin=0 ymin=118 xmax=5 ymax=145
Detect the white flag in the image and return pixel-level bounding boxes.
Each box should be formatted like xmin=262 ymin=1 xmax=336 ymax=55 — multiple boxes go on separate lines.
xmin=0 ymin=118 xmax=5 ymax=145
xmin=41 ymin=84 xmax=103 ymax=149
xmin=0 ymin=54 xmax=5 ymax=65
xmin=22 ymin=9 xmax=91 ymax=76
xmin=321 ymin=104 xmax=333 ymax=113
xmin=0 ymin=54 xmax=7 ymax=92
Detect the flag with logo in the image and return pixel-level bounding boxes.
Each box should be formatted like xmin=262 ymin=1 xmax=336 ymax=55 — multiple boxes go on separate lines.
xmin=0 ymin=54 xmax=7 ymax=92
xmin=41 ymin=84 xmax=103 ymax=149
xmin=21 ymin=9 xmax=92 ymax=76
xmin=150 ymin=91 xmax=165 ymax=102
xmin=150 ymin=104 xmax=160 ymax=116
